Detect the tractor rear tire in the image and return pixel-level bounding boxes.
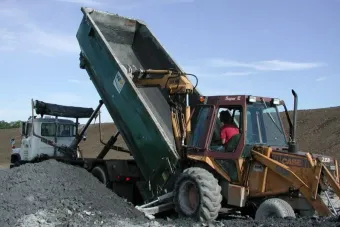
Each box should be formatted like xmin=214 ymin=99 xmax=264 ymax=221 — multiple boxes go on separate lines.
xmin=91 ymin=165 xmax=108 ymax=186
xmin=255 ymin=198 xmax=296 ymax=220
xmin=173 ymin=167 xmax=222 ymax=222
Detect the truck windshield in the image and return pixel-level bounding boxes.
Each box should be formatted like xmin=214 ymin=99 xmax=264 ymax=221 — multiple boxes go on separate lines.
xmin=41 ymin=123 xmax=76 ymax=137
xmin=246 ymin=101 xmax=287 ymax=147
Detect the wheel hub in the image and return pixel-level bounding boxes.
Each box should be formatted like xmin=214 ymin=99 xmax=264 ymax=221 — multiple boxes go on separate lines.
xmin=188 ymin=184 xmax=198 ymax=209
xmin=178 ymin=181 xmax=200 ymax=215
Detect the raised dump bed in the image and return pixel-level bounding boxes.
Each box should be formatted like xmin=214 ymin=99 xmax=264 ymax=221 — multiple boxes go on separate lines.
xmin=76 ymin=7 xmax=189 ymax=198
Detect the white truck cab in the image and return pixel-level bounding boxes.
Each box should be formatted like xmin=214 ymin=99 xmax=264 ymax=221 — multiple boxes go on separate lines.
xmin=10 ymin=99 xmax=95 ymax=168
xmin=22 ymin=117 xmax=76 ymax=157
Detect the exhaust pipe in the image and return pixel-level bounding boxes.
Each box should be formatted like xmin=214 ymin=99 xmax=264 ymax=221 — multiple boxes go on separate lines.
xmin=288 ymin=89 xmax=298 ymax=153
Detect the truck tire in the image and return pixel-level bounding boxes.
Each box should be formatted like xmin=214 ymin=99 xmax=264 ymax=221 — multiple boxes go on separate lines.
xmin=173 ymin=167 xmax=222 ymax=222
xmin=10 ymin=161 xmax=20 ymax=169
xmin=255 ymin=198 xmax=296 ymax=220
xmin=91 ymin=165 xmax=108 ymax=186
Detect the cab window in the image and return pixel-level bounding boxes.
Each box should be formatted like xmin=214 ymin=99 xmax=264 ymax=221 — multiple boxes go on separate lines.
xmin=246 ymin=101 xmax=286 ymax=147
xmin=41 ymin=123 xmax=75 ymax=137
xmin=41 ymin=123 xmax=56 ymax=137
xmin=189 ymin=105 xmax=213 ymax=147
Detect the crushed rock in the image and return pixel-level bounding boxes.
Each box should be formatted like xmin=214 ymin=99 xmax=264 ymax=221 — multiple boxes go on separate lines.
xmin=0 ymin=159 xmax=145 ymax=227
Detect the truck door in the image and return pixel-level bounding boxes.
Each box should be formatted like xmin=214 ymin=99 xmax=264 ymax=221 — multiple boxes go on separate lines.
xmin=21 ymin=122 xmax=32 ymax=160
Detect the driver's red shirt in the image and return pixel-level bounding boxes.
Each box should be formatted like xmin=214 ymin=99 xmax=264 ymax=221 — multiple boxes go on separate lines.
xmin=220 ymin=124 xmax=239 ymax=143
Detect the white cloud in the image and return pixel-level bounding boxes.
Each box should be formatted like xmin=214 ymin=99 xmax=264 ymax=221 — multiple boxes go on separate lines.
xmin=0 ymin=0 xmax=197 ymax=55
xmin=201 ymin=88 xmax=253 ymax=96
xmin=222 ymin=71 xmax=256 ymax=76
xmin=316 ymin=76 xmax=327 ymax=82
xmin=68 ymin=79 xmax=82 ymax=84
xmin=55 ymin=0 xmax=102 ymax=5
xmin=207 ymin=59 xmax=326 ymax=71
xmin=68 ymin=79 xmax=91 ymax=85
xmin=162 ymin=0 xmax=196 ymax=3
xmin=0 ymin=3 xmax=79 ymax=56
xmin=53 ymin=0 xmax=196 ymax=9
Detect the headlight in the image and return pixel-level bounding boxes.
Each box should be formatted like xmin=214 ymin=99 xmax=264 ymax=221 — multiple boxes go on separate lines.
xmin=272 ymin=98 xmax=280 ymax=105
xmin=248 ymin=96 xmax=256 ymax=103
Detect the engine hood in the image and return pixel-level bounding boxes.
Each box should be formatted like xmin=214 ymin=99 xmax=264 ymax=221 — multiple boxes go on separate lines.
xmin=270 ymin=146 xmax=336 ymax=165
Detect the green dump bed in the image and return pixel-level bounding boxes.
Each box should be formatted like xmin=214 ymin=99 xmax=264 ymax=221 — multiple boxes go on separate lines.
xmin=76 ymin=7 xmax=193 ymax=197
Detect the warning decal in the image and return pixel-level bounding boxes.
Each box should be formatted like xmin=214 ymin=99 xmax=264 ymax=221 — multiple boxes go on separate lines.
xmin=113 ymin=71 xmax=125 ymax=94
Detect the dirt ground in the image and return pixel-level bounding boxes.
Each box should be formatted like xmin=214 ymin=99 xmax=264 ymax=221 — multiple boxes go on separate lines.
xmin=0 ymin=106 xmax=340 ymax=167
xmin=281 ymin=106 xmax=340 ymax=158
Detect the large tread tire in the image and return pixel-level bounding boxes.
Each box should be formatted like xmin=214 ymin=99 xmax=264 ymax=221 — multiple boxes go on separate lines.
xmin=173 ymin=167 xmax=222 ymax=222
xmin=255 ymin=198 xmax=296 ymax=220
xmin=91 ymin=165 xmax=108 ymax=186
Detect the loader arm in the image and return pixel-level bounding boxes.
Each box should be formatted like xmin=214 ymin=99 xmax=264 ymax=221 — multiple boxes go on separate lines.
xmin=251 ymin=149 xmax=340 ymax=216
xmin=132 ymin=69 xmax=194 ymax=95
xmin=320 ymin=160 xmax=340 ymax=198
xmin=133 ymin=69 xmax=195 ymax=149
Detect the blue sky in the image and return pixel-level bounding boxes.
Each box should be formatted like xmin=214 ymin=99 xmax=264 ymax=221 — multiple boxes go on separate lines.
xmin=0 ymin=0 xmax=339 ymax=123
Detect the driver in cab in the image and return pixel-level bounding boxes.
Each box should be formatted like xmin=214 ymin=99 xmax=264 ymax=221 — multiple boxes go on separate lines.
xmin=219 ymin=110 xmax=239 ymax=145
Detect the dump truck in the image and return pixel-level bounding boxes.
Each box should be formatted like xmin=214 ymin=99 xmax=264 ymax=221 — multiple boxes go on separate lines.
xmin=75 ymin=7 xmax=340 ymax=222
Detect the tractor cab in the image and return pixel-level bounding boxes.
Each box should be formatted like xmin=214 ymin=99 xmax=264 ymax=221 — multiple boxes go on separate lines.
xmin=210 ymin=95 xmax=287 ymax=154
xmin=187 ymin=92 xmax=339 ymax=183
xmin=187 ymin=94 xmax=294 ymax=182
xmin=189 ymin=95 xmax=288 ymax=154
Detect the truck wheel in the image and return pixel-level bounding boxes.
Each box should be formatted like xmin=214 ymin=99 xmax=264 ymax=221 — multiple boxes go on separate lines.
xmin=255 ymin=198 xmax=296 ymax=220
xmin=10 ymin=161 xmax=20 ymax=169
xmin=91 ymin=165 xmax=108 ymax=186
xmin=173 ymin=167 xmax=222 ymax=222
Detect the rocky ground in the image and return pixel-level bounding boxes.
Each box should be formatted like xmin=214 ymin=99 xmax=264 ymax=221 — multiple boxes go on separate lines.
xmin=0 ymin=159 xmax=338 ymax=227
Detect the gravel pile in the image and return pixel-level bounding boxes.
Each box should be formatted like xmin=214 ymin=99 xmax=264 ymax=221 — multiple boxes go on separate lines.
xmin=0 ymin=160 xmax=145 ymax=227
xmin=1 ymin=160 xmax=340 ymax=227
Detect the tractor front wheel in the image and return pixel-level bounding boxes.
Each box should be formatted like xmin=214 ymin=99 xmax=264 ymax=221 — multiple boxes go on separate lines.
xmin=173 ymin=167 xmax=222 ymax=222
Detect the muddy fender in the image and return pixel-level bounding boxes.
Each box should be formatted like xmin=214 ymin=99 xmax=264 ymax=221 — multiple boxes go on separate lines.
xmin=173 ymin=167 xmax=222 ymax=222
xmin=255 ymin=198 xmax=296 ymax=220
